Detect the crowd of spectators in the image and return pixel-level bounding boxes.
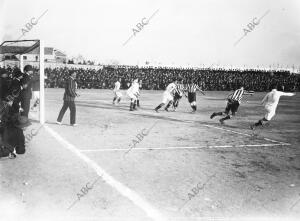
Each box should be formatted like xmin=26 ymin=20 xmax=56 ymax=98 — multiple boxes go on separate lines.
xmin=44 ymin=66 xmax=299 ymax=91
xmin=1 ymin=65 xmax=300 ymax=92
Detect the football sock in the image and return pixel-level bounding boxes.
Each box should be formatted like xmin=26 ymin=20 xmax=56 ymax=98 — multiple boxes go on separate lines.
xmin=137 ymin=100 xmax=140 ymax=107
xmin=130 ymin=99 xmax=134 ymax=111
xmin=113 ymin=97 xmax=117 ymax=103
xmin=155 ymin=103 xmax=164 ymax=110
xmin=254 ymin=120 xmax=262 ymax=126
xmin=221 ymin=115 xmax=231 ymax=121
xmin=254 ymin=118 xmax=268 ymax=126
xmin=165 ymin=102 xmax=171 ymax=109
xmin=117 ymin=98 xmax=121 ymax=103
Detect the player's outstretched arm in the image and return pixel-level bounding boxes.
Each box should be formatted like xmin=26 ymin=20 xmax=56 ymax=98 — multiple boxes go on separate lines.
xmin=244 ymin=91 xmax=254 ymax=96
xmin=196 ymin=85 xmax=205 ymax=95
xmin=281 ymin=92 xmax=296 ymax=97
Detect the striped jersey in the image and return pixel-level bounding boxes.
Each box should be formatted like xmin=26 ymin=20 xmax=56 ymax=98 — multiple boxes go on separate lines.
xmin=174 ymin=83 xmax=185 ymax=96
xmin=228 ymin=88 xmax=254 ymax=103
xmin=186 ymin=83 xmax=202 ymax=93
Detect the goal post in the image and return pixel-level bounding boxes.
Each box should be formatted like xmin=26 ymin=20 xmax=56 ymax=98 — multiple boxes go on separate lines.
xmin=0 ymin=39 xmax=45 ymax=124
xmin=39 ymin=40 xmax=45 ymax=124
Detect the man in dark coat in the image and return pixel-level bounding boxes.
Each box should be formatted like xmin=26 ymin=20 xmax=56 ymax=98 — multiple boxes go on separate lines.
xmin=19 ymin=65 xmax=33 ymax=118
xmin=0 ymin=71 xmax=10 ymax=101
xmin=56 ymin=71 xmax=78 ymax=126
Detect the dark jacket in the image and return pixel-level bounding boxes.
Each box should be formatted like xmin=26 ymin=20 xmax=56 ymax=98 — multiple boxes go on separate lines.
xmin=63 ymin=77 xmax=77 ymax=101
xmin=20 ymin=73 xmax=32 ymax=99
xmin=0 ymin=77 xmax=10 ymax=100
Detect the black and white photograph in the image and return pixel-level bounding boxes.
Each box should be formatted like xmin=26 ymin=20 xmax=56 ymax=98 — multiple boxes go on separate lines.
xmin=0 ymin=0 xmax=300 ymax=220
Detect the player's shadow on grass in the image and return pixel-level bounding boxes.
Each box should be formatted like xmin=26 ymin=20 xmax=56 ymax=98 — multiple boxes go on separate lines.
xmin=76 ymin=102 xmax=129 ymax=111
xmin=46 ymin=121 xmax=74 ymax=126
xmin=76 ymin=101 xmax=159 ymax=112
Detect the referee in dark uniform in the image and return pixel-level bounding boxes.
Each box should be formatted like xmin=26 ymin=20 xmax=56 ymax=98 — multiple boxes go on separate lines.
xmin=56 ymin=71 xmax=78 ymax=126
xmin=210 ymin=86 xmax=254 ymax=124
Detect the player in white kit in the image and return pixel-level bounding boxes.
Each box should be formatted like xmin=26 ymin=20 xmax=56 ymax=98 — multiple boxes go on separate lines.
xmin=113 ymin=78 xmax=122 ymax=105
xmin=250 ymin=84 xmax=295 ymax=129
xmin=154 ymin=78 xmax=177 ymax=112
xmin=127 ymin=78 xmax=140 ymax=111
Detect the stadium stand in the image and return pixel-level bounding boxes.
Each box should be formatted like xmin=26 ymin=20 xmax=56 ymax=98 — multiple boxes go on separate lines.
xmin=1 ymin=65 xmax=299 ymax=91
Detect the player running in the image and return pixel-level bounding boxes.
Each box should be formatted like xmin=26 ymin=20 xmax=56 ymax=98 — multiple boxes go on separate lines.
xmin=112 ymin=77 xmax=122 ymax=105
xmin=250 ymin=84 xmax=295 ymax=129
xmin=210 ymin=86 xmax=254 ymax=124
xmin=154 ymin=77 xmax=177 ymax=112
xmin=127 ymin=78 xmax=140 ymax=111
xmin=172 ymin=77 xmax=185 ymax=111
xmin=185 ymin=78 xmax=205 ymax=112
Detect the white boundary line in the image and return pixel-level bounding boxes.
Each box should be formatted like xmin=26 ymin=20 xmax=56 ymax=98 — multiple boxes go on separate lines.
xmin=78 ymin=143 xmax=290 ymax=152
xmin=202 ymin=124 xmax=252 ymax=137
xmin=202 ymin=124 xmax=290 ymax=145
xmin=44 ymin=125 xmax=166 ymax=221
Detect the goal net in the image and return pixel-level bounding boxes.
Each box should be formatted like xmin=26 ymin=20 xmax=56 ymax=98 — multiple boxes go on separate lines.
xmin=0 ymin=39 xmax=45 ymax=124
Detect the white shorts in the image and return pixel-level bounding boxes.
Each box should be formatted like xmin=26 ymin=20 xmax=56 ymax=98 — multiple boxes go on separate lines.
xmin=162 ymin=92 xmax=173 ymax=104
xmin=127 ymin=91 xmax=138 ymax=100
xmin=32 ymin=91 xmax=40 ymax=100
xmin=114 ymin=91 xmax=122 ymax=98
xmin=264 ymin=105 xmax=276 ymax=121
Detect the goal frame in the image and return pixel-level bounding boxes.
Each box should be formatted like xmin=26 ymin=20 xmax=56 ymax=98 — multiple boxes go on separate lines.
xmin=0 ymin=39 xmax=45 ymax=124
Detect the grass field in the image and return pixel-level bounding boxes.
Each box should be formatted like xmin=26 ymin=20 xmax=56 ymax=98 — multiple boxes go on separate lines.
xmin=1 ymin=89 xmax=300 ymax=221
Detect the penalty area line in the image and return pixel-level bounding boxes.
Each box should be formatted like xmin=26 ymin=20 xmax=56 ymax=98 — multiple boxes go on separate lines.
xmin=78 ymin=143 xmax=290 ymax=152
xmin=43 ymin=125 xmax=166 ymax=221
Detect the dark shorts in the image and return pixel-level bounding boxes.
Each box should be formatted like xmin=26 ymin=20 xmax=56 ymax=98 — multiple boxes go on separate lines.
xmin=174 ymin=93 xmax=182 ymax=100
xmin=188 ymin=92 xmax=196 ymax=103
xmin=225 ymin=99 xmax=239 ymax=115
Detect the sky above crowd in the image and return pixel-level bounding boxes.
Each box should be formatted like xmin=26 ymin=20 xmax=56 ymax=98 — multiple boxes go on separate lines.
xmin=1 ymin=0 xmax=300 ymax=69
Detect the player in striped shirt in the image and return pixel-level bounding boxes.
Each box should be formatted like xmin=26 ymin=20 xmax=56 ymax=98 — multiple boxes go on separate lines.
xmin=172 ymin=77 xmax=185 ymax=111
xmin=185 ymin=78 xmax=205 ymax=112
xmin=210 ymin=86 xmax=254 ymax=124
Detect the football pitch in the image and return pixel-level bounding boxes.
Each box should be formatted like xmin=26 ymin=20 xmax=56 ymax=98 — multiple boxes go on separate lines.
xmin=1 ymin=89 xmax=300 ymax=221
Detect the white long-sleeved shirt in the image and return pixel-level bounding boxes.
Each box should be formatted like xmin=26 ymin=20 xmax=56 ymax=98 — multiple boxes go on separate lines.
xmin=113 ymin=81 xmax=121 ymax=92
xmin=262 ymin=89 xmax=295 ymax=110
xmin=127 ymin=80 xmax=140 ymax=97
xmin=165 ymin=82 xmax=177 ymax=95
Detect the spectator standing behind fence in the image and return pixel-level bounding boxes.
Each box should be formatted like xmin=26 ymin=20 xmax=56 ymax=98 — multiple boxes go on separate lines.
xmin=56 ymin=71 xmax=78 ymax=126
